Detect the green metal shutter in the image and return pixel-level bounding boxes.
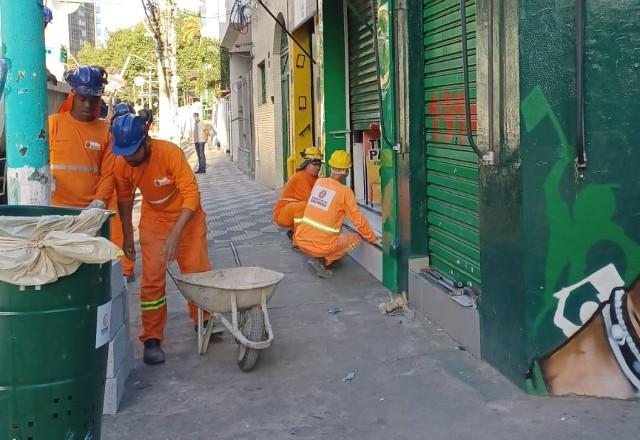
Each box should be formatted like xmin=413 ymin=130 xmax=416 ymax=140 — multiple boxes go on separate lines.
xmin=347 ymin=0 xmax=380 ymax=130
xmin=423 ymin=0 xmax=481 ymax=289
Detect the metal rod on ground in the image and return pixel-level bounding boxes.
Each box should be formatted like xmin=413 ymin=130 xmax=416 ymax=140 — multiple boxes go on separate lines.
xmin=229 ymin=241 xmax=242 ymax=267
xmin=0 ymin=0 xmax=51 ymax=205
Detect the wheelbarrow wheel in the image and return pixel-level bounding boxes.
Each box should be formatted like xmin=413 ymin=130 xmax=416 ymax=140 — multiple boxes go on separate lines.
xmin=237 ymin=306 xmax=265 ymax=372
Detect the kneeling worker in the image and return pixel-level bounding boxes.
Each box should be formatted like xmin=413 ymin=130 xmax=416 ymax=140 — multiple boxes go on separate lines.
xmin=272 ymin=147 xmax=324 ymax=237
xmin=294 ymin=151 xmax=380 ymax=278
xmin=111 ymin=113 xmax=211 ymax=365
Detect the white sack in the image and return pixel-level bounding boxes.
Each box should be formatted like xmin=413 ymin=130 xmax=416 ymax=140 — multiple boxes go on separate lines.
xmin=0 ymin=208 xmax=120 ymax=286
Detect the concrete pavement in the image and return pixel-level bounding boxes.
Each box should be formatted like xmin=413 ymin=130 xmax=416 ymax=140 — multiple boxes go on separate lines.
xmin=102 ymin=147 xmax=639 ymax=440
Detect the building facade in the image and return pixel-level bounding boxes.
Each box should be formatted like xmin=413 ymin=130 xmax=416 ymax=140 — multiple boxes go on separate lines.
xmin=220 ymin=0 xmax=640 ymax=400
xmin=68 ymin=3 xmax=96 ymax=57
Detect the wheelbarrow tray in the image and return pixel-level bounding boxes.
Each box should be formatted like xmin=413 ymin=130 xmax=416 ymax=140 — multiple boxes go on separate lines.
xmin=169 ymin=267 xmax=284 ymax=314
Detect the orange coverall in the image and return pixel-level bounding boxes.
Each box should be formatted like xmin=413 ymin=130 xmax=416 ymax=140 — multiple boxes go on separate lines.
xmin=272 ymin=170 xmax=317 ymax=228
xmin=294 ymin=177 xmax=377 ymax=266
xmin=48 ymin=111 xmax=135 ymax=276
xmin=114 ymin=139 xmax=211 ymax=342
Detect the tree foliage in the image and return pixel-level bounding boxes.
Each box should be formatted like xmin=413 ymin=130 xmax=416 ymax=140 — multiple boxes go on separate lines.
xmin=176 ymin=12 xmax=224 ymax=102
xmin=77 ymin=14 xmax=224 ymax=105
xmin=77 ymin=24 xmax=155 ymax=104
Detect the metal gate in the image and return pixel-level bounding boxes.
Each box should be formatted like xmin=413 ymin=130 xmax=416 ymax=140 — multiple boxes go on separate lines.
xmin=347 ymin=0 xmax=380 ymax=130
xmin=423 ymin=0 xmax=481 ymax=289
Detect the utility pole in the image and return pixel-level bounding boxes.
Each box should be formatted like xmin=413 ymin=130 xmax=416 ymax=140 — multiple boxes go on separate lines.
xmin=0 ymin=0 xmax=51 ymax=205
xmin=141 ymin=0 xmax=179 ymax=141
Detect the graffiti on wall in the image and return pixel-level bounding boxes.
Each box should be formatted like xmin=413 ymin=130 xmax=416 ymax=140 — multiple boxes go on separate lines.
xmin=522 ymin=86 xmax=640 ymax=399
xmin=427 ymin=91 xmax=477 ymax=144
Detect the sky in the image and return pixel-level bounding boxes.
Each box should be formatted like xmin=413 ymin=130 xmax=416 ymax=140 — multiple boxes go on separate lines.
xmin=97 ymin=0 xmax=203 ymax=34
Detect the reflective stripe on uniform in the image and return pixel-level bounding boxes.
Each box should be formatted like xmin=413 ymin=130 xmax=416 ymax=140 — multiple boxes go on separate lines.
xmin=148 ymin=188 xmax=177 ymax=205
xmin=294 ymin=216 xmax=340 ymax=234
xmin=140 ymin=296 xmax=167 ymax=311
xmin=50 ymin=164 xmax=100 ymax=174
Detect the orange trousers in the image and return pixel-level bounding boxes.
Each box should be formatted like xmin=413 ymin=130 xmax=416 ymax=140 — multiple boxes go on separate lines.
xmin=138 ymin=208 xmax=211 ymax=342
xmin=110 ymin=214 xmax=135 ymax=277
xmin=273 ymin=201 xmax=307 ymax=229
xmin=300 ymin=232 xmax=361 ymax=266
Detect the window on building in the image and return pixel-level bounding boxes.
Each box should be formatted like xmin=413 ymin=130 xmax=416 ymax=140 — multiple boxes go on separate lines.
xmin=258 ymin=61 xmax=266 ymax=105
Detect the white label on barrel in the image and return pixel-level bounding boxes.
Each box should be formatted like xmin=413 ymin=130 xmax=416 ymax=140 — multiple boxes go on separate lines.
xmin=96 ymin=301 xmax=112 ymax=348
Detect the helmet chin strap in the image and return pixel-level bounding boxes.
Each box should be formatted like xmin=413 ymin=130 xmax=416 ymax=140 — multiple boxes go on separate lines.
xmin=602 ymin=288 xmax=640 ymax=394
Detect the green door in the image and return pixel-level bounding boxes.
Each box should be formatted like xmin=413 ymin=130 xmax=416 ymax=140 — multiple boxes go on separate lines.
xmin=280 ymin=30 xmax=291 ymax=182
xmin=347 ymin=0 xmax=380 ymax=130
xmin=423 ymin=0 xmax=481 ymax=289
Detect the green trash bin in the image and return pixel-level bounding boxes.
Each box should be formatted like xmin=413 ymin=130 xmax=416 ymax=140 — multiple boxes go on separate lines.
xmin=0 ymin=206 xmax=112 ymax=440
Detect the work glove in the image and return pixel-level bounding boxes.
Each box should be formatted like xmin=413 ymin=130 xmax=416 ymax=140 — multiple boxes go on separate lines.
xmin=87 ymin=199 xmax=107 ymax=209
xmin=374 ymin=238 xmax=383 ymax=248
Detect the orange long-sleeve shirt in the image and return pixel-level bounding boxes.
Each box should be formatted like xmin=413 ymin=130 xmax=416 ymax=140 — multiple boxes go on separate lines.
xmin=272 ymin=170 xmax=317 ymax=222
xmin=294 ymin=178 xmax=377 ymax=255
xmin=48 ymin=112 xmax=114 ymax=208
xmin=114 ymin=139 xmax=201 ymax=221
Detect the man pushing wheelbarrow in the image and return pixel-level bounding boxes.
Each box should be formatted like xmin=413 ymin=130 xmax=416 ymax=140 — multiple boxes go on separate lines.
xmin=111 ymin=113 xmax=212 ymax=365
xmin=111 ymin=114 xmax=282 ymax=371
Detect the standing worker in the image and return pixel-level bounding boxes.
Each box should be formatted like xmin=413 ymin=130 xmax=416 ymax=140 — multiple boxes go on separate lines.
xmin=294 ymin=151 xmax=380 ymax=279
xmin=49 ymin=67 xmax=136 ymax=281
xmin=193 ymin=112 xmax=209 ymax=174
xmin=111 ymin=113 xmax=211 ymax=365
xmin=48 ymin=65 xmax=113 ymax=210
xmin=272 ymin=147 xmax=323 ymax=239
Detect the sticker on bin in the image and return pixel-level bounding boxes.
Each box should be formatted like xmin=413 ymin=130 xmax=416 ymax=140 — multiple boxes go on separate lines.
xmin=96 ymin=301 xmax=112 ymax=348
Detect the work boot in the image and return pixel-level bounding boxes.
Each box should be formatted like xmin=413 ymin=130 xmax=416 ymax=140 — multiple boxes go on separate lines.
xmin=286 ymin=229 xmax=294 ymax=241
xmin=307 ymin=257 xmax=334 ymax=279
xmin=143 ymin=339 xmax=165 ymax=365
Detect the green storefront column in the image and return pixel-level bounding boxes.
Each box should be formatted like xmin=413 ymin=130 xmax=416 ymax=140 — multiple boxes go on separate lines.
xmin=376 ymin=0 xmax=400 ymax=292
xmin=320 ymin=0 xmax=348 ymax=166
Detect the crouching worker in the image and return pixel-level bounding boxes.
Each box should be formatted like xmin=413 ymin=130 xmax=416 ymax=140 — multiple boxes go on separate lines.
xmin=111 ymin=114 xmax=211 ymax=365
xmin=294 ymin=151 xmax=380 ymax=279
xmin=272 ymin=147 xmax=323 ymax=239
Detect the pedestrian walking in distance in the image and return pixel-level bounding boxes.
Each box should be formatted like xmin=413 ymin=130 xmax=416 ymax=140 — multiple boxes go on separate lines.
xmin=193 ymin=112 xmax=209 ymax=174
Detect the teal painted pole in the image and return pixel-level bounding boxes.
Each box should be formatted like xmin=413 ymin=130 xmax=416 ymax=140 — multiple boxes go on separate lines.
xmin=0 ymin=0 xmax=51 ymax=205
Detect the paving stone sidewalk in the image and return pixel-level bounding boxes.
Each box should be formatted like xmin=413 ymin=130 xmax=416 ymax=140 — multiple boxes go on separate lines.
xmin=102 ymin=147 xmax=639 ymax=440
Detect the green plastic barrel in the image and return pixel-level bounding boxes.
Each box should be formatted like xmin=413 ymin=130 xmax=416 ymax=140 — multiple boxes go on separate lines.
xmin=0 ymin=206 xmax=112 ymax=440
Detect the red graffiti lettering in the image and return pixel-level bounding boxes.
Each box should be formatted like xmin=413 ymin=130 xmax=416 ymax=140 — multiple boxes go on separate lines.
xmin=428 ymin=90 xmax=477 ymax=145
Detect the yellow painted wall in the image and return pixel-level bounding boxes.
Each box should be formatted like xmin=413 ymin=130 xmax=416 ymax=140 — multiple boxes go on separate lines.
xmin=287 ymin=25 xmax=314 ymax=178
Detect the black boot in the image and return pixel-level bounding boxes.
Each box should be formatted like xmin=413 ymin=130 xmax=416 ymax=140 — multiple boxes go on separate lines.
xmin=143 ymin=338 xmax=165 ymax=365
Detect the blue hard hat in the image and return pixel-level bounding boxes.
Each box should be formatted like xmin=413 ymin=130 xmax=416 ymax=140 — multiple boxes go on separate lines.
xmin=65 ymin=66 xmax=107 ymax=97
xmin=43 ymin=6 xmax=53 ymax=24
xmin=113 ymin=102 xmax=135 ymax=119
xmin=110 ymin=114 xmax=147 ymax=156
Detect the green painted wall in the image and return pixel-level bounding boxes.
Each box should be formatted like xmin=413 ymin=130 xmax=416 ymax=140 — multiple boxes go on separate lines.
xmin=520 ymin=0 xmax=640 ymax=363
xmin=481 ymin=0 xmax=640 ymax=392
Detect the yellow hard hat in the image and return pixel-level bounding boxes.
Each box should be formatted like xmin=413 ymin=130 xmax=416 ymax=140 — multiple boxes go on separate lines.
xmin=297 ymin=146 xmax=324 ymax=171
xmin=301 ymin=147 xmax=323 ymax=161
xmin=328 ymin=150 xmax=352 ymax=170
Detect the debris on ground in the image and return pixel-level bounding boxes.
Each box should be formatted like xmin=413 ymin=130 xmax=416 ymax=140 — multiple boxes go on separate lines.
xmin=342 ymin=372 xmax=356 ymax=382
xmin=327 ymin=306 xmax=342 ymax=316
xmin=378 ymin=292 xmax=414 ymax=318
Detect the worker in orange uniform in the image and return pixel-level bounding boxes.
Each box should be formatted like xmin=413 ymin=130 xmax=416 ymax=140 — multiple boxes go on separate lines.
xmin=272 ymin=147 xmax=323 ymax=238
xmin=111 ymin=113 xmax=211 ymax=365
xmin=48 ymin=66 xmax=136 ymax=282
xmin=294 ymin=151 xmax=381 ymax=279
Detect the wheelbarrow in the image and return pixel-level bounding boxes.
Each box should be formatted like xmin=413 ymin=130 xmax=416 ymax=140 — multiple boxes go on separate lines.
xmin=167 ymin=266 xmax=284 ymax=371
